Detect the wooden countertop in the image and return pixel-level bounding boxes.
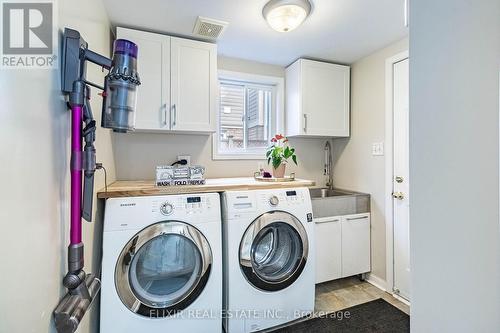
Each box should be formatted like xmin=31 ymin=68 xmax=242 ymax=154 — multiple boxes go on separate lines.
xmin=97 ymin=177 xmax=316 ymax=199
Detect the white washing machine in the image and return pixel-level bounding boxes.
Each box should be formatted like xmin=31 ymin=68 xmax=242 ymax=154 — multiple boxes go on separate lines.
xmin=222 ymin=188 xmax=315 ymax=333
xmin=100 ymin=193 xmax=222 ymax=333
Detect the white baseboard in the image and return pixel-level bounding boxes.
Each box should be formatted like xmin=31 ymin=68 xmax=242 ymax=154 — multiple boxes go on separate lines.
xmin=365 ymin=273 xmax=388 ymax=292
xmin=392 ymin=293 xmax=411 ymax=306
xmin=365 ymin=273 xmax=411 ymax=306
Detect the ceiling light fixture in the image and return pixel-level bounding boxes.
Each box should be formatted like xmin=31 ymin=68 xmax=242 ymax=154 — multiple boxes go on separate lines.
xmin=262 ymin=0 xmax=312 ymax=33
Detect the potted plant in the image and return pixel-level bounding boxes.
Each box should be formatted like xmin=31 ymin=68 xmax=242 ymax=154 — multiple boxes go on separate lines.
xmin=266 ymin=134 xmax=297 ymax=178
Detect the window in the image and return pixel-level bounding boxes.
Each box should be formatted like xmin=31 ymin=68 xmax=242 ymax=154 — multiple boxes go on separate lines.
xmin=213 ymin=71 xmax=284 ymax=160
xmin=218 ymin=81 xmax=273 ymax=152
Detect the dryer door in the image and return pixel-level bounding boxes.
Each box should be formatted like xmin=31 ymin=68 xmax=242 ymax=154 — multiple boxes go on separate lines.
xmin=239 ymin=211 xmax=309 ymax=291
xmin=115 ymin=221 xmax=212 ymax=317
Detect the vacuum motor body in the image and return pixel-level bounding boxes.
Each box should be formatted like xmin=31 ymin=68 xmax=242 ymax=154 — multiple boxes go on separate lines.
xmin=101 ymin=39 xmax=140 ymax=133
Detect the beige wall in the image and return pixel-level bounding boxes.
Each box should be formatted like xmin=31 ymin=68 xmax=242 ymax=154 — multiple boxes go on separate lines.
xmin=112 ymin=57 xmax=329 ymax=186
xmin=0 ymin=1 xmax=114 ymax=332
xmin=332 ymin=38 xmax=409 ymax=281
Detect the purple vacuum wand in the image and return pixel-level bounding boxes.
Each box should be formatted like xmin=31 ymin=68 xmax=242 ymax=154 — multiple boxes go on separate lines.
xmin=70 ymin=104 xmax=83 ymax=245
xmin=54 ymin=28 xmax=140 ymax=333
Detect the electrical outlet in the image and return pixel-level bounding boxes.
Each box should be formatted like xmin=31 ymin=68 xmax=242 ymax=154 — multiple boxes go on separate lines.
xmin=177 ymin=155 xmax=191 ymax=166
xmin=372 ymin=142 xmax=384 ymax=156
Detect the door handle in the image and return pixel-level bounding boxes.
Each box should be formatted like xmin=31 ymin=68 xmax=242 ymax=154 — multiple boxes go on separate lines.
xmin=303 ymin=114 xmax=307 ymax=132
xmin=172 ymin=104 xmax=177 ymax=128
xmin=161 ymin=103 xmax=167 ymax=126
xmin=392 ymin=191 xmax=405 ymax=200
xmin=315 ymin=218 xmax=340 ymax=224
xmin=345 ymin=216 xmax=368 ymax=222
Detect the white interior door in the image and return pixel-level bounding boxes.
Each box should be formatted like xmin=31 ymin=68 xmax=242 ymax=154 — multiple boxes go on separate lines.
xmin=393 ymin=58 xmax=410 ymax=301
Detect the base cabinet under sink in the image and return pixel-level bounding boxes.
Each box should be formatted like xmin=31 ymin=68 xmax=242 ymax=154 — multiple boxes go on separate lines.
xmin=315 ymin=216 xmax=342 ymax=283
xmin=315 ymin=213 xmax=371 ymax=284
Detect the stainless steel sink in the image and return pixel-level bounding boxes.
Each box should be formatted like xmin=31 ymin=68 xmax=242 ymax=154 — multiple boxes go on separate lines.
xmin=309 ymin=188 xmax=354 ymax=198
xmin=309 ymin=188 xmax=370 ymax=218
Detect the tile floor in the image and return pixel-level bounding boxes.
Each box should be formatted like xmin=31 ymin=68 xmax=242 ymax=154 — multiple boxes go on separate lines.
xmin=315 ymin=276 xmax=410 ymax=315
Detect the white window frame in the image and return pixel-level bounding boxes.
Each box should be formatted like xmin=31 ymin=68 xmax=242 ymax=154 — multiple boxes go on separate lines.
xmin=213 ymin=70 xmax=284 ymax=160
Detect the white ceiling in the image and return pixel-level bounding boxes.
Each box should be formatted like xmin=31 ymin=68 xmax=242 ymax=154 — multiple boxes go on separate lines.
xmin=102 ymin=0 xmax=408 ymax=66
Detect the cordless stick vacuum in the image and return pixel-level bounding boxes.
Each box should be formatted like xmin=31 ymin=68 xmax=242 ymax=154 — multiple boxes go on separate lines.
xmin=53 ymin=28 xmax=140 ymax=333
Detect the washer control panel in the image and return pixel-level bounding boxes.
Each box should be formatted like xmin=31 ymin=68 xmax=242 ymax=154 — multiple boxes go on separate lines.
xmin=104 ymin=193 xmax=220 ymax=232
xmin=160 ymin=202 xmax=174 ymax=216
xmin=153 ymin=194 xmax=215 ymax=219
xmin=184 ymin=196 xmax=212 ymax=213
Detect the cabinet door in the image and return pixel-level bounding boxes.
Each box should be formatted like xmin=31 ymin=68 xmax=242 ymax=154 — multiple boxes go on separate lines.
xmin=341 ymin=213 xmax=371 ymax=277
xmin=285 ymin=60 xmax=302 ymax=137
xmin=301 ymin=60 xmax=350 ymax=136
xmin=170 ymin=37 xmax=216 ymax=132
xmin=116 ymin=28 xmax=170 ymax=130
xmin=315 ymin=217 xmax=342 ymax=283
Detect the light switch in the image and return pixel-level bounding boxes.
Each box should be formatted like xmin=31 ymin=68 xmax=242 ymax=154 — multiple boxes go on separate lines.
xmin=372 ymin=142 xmax=384 ymax=156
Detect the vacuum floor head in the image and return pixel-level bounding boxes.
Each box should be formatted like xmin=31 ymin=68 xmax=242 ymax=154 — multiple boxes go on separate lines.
xmin=54 ymin=274 xmax=100 ymax=333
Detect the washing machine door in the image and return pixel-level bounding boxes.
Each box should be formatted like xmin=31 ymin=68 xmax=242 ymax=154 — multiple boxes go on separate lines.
xmin=239 ymin=211 xmax=308 ymax=291
xmin=115 ymin=221 xmax=212 ymax=318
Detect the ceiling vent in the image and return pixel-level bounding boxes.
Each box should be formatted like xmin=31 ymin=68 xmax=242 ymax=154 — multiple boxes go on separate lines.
xmin=193 ymin=16 xmax=229 ymax=40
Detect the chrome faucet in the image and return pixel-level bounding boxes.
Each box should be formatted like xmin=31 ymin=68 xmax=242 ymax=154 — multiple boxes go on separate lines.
xmin=324 ymin=141 xmax=333 ymax=190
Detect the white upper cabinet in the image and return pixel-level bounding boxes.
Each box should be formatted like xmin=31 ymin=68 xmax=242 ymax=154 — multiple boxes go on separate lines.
xmin=170 ymin=37 xmax=217 ymax=132
xmin=116 ymin=27 xmax=216 ymax=134
xmin=116 ymin=28 xmax=170 ymax=130
xmin=286 ymin=59 xmax=350 ymax=137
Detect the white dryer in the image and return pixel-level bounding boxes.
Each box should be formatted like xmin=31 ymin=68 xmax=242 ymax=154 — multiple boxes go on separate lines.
xmin=100 ymin=193 xmax=222 ymax=333
xmin=222 ymin=188 xmax=315 ymax=333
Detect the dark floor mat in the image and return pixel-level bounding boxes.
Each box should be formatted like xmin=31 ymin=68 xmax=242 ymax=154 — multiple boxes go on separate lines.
xmin=269 ymin=299 xmax=409 ymax=333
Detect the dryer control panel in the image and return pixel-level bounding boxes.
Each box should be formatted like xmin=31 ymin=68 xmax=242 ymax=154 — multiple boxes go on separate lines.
xmin=223 ymin=187 xmax=312 ymax=221
xmin=256 ymin=189 xmax=307 ymax=209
